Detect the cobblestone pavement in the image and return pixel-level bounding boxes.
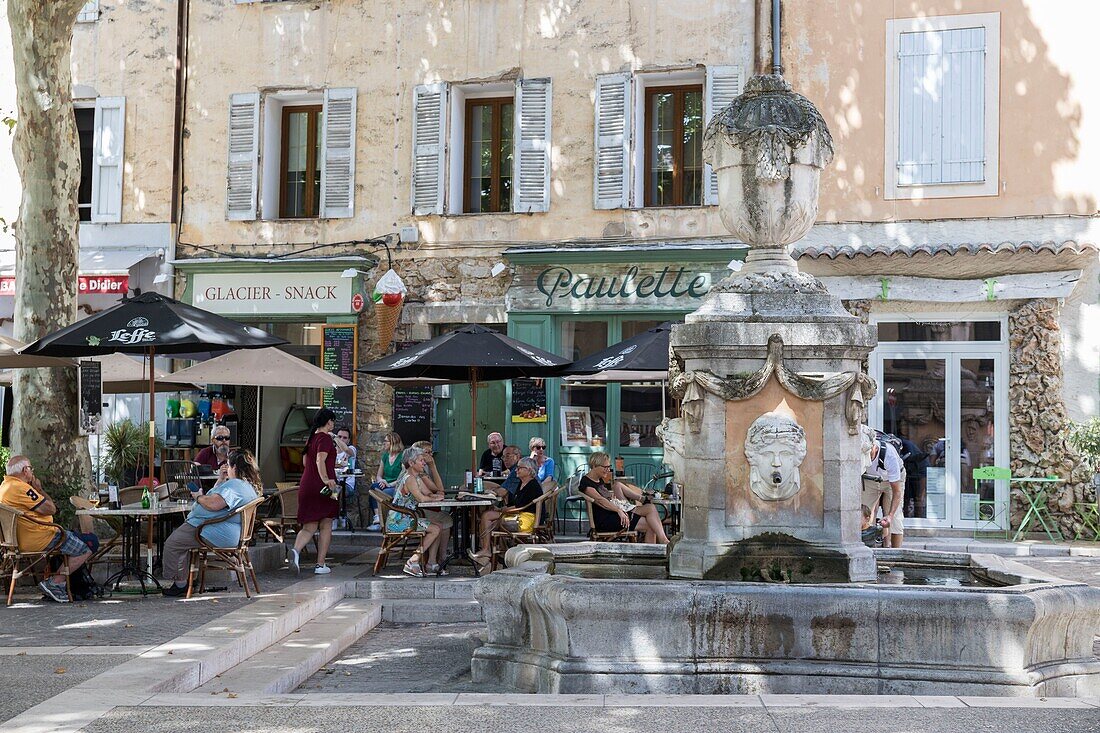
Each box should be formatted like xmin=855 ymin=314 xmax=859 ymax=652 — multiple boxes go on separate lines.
xmin=81 ymin=703 xmax=1100 ymax=733
xmin=297 ymin=622 xmax=490 ymax=694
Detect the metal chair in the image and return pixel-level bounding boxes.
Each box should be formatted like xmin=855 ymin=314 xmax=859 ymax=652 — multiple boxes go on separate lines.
xmin=1073 ymin=498 xmax=1100 ymax=541
xmin=185 ymin=496 xmax=265 ymax=599
xmin=369 ymin=489 xmax=426 ymax=575
xmin=488 ymin=487 xmax=561 ymax=571
xmin=0 ymin=504 xmax=70 ymax=605
xmin=559 ymin=468 xmax=588 ymax=536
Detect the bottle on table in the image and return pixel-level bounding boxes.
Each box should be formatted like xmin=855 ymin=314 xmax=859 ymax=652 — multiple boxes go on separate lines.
xmin=140 ymin=487 xmax=151 ymax=509
xmin=465 ymin=470 xmax=474 ymax=492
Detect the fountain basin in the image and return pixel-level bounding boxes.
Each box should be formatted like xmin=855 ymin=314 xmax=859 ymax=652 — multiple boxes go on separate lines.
xmin=472 ymin=543 xmax=1100 ymax=696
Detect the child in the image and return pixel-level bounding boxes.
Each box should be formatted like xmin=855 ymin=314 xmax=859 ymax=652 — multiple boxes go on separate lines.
xmin=860 ymin=504 xmax=882 ymax=548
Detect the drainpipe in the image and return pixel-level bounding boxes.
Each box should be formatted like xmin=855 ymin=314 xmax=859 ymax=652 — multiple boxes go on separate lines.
xmin=771 ymin=0 xmax=783 ymax=76
xmin=166 ymin=0 xmax=191 ymax=294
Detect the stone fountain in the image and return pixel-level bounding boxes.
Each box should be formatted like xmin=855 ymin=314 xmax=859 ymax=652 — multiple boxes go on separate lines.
xmin=472 ymin=75 xmax=1100 ymax=696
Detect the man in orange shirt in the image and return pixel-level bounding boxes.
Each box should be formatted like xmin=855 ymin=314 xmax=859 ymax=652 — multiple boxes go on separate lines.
xmin=0 ymin=455 xmax=92 ymax=603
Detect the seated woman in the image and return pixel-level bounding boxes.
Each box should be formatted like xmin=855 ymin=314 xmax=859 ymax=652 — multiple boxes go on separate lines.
xmin=529 ymin=437 xmax=556 ymax=487
xmin=386 ymin=445 xmax=452 ymax=577
xmin=368 ymin=432 xmax=405 ymax=530
xmin=580 ymin=451 xmax=668 ymax=545
xmin=160 ymin=449 xmax=262 ymax=597
xmin=471 ymin=457 xmax=544 ymax=567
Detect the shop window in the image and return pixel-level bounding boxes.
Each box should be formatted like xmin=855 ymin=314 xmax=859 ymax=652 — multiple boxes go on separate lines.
xmin=559 ymin=320 xmax=609 ymax=448
xmin=280 ymin=105 xmax=322 ymax=219
xmin=75 ymin=107 xmax=95 ymax=222
xmin=644 ymin=85 xmax=703 ymax=207
xmin=878 ymin=320 xmax=1002 ymax=343
xmin=885 ymin=13 xmax=1000 ymax=199
xmin=616 ymin=319 xmax=676 ymax=449
xmin=464 ymin=97 xmax=514 ymax=213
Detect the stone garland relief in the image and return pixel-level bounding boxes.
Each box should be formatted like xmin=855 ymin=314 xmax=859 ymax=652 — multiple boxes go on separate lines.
xmin=1009 ymin=299 xmax=1096 ymax=535
xmin=744 ymin=412 xmax=808 ymax=501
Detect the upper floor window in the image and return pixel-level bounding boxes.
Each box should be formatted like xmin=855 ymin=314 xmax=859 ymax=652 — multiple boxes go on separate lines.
xmin=76 ymin=1 xmax=99 ymax=23
xmin=464 ymin=97 xmax=514 ymax=213
xmin=885 ymin=13 xmax=1000 ymax=199
xmin=280 ymin=105 xmax=322 ymax=219
xmin=411 ymin=78 xmax=551 ymax=216
xmin=644 ymin=85 xmax=703 ymax=207
xmin=225 ymin=88 xmax=357 ymax=221
xmin=594 ymin=65 xmax=742 ymax=210
xmin=75 ymin=108 xmax=95 ymax=221
xmin=75 ymin=97 xmax=125 ymax=223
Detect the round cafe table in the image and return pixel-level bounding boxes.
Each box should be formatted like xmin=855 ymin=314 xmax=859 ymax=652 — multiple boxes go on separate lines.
xmin=418 ymin=495 xmax=498 ymax=576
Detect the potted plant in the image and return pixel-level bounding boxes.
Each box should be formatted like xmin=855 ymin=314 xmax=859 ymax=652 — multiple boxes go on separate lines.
xmin=103 ymin=419 xmax=162 ymax=487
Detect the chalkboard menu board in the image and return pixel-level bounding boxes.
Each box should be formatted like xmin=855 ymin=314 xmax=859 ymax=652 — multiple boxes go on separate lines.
xmin=511 ymin=378 xmax=547 ymax=423
xmin=321 ymin=325 xmax=357 ymax=434
xmin=78 ymin=360 xmax=103 ymax=436
xmin=392 ymin=387 xmax=433 ymax=446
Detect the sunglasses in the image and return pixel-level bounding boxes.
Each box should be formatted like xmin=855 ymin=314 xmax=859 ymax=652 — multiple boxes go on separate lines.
xmin=532 ymin=444 xmax=546 ymax=450
xmin=597 ymin=463 xmax=612 ymax=469
xmin=213 ymin=436 xmax=231 ymax=442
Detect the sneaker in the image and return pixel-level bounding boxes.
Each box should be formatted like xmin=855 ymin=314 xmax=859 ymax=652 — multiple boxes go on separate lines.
xmin=426 ymin=564 xmax=449 ymax=577
xmin=402 ymin=561 xmax=424 ymax=578
xmin=314 ymin=565 xmax=331 ymax=575
xmin=162 ymin=583 xmax=187 ymax=598
xmin=288 ymin=548 xmax=300 ymax=574
xmin=366 ymin=522 xmax=381 ymax=532
xmin=38 ymin=580 xmax=69 ymax=603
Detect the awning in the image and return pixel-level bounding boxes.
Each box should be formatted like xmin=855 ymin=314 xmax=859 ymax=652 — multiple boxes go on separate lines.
xmin=0 ymin=247 xmax=161 ymax=275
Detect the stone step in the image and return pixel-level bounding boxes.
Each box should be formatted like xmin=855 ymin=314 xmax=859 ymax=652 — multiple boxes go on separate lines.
xmin=381 ymin=598 xmax=484 ymax=623
xmin=353 ymin=578 xmax=476 ymax=600
xmin=195 ymin=599 xmax=382 ymax=695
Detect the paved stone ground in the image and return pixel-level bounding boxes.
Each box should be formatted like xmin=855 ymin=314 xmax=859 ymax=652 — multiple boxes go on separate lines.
xmin=298 ymin=622 xmax=490 ymax=694
xmin=0 ymin=653 xmax=123 ymax=723
xmin=80 ymin=704 xmax=1100 ymax=733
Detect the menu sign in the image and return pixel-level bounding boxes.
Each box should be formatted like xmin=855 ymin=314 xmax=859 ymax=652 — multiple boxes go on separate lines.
xmin=511 ymin=378 xmax=547 ymax=423
xmin=78 ymin=359 xmax=103 ymax=436
xmin=392 ymin=387 xmax=433 ymax=446
xmin=321 ymin=325 xmax=357 ymax=434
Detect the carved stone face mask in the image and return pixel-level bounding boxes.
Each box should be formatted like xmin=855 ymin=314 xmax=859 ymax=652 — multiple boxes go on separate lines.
xmin=745 ymin=412 xmax=808 ymax=501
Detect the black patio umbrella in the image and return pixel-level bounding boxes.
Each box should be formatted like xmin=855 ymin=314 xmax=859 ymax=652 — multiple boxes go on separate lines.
xmin=560 ymin=322 xmax=672 ymax=382
xmin=22 ymin=292 xmax=287 ymax=482
xmin=358 ymin=324 xmax=570 ymax=472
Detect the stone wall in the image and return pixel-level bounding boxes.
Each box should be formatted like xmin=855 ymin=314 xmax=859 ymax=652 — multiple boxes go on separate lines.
xmin=1008 ymin=299 xmax=1096 ymax=536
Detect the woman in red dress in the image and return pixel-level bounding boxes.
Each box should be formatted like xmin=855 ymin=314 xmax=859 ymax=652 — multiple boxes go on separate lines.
xmin=290 ymin=408 xmax=340 ymax=574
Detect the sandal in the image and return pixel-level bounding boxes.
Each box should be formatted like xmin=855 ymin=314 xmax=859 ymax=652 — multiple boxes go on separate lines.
xmin=426 ymin=564 xmax=449 ymax=577
xmin=403 ymin=560 xmax=424 ymax=578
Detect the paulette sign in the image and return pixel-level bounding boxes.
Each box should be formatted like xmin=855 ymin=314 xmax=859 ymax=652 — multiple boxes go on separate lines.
xmin=507 ymin=263 xmax=729 ymax=312
xmin=193 ymin=272 xmax=353 ymax=315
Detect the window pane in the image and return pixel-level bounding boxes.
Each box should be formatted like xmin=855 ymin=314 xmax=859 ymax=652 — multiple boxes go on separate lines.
xmin=468 ymin=104 xmax=492 ymax=213
xmin=682 ymin=91 xmax=703 ymax=205
xmin=620 ymin=385 xmax=665 ymax=448
xmin=561 ymin=384 xmax=607 ymax=447
xmin=560 ymin=320 xmax=608 ymax=360
xmin=877 ymin=321 xmax=1001 ymax=342
xmin=283 ymin=109 xmax=317 ymax=218
xmin=75 ymin=108 xmax=95 ymax=222
xmin=500 ymin=103 xmax=514 ymax=210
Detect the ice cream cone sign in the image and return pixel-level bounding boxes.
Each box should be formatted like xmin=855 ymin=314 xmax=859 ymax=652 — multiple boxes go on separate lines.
xmin=373 ymin=269 xmax=407 ymax=349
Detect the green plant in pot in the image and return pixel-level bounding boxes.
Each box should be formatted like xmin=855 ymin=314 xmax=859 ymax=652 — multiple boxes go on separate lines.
xmin=103 ymin=420 xmax=163 ymax=487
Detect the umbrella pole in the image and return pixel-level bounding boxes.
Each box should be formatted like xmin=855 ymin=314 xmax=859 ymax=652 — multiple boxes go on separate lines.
xmin=148 ymin=346 xmax=156 ymax=486
xmin=470 ymin=366 xmax=479 ymax=475
xmin=255 ymin=386 xmax=262 ymax=457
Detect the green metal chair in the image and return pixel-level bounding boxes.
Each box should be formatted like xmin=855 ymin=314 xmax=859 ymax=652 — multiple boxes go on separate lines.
xmin=971 ymin=466 xmax=1011 ymax=540
xmin=1073 ymin=499 xmax=1100 ymax=541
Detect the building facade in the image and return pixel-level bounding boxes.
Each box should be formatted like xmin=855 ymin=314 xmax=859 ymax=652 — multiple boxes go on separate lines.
xmin=0 ymin=0 xmax=1096 ymax=533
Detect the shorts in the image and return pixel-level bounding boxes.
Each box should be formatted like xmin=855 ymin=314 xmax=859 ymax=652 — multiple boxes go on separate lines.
xmin=888 ymin=507 xmax=904 ymax=536
xmin=47 ymin=530 xmax=91 ymax=557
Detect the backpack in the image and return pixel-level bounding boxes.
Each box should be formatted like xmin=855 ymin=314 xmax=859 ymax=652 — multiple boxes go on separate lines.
xmin=874 ymin=430 xmax=905 ymax=471
xmin=68 ymin=565 xmax=102 ymax=602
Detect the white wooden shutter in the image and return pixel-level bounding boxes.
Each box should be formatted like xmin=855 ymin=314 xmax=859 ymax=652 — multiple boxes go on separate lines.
xmin=320 ymin=87 xmax=357 ymax=219
xmin=704 ymin=65 xmax=743 ymax=205
xmin=512 ymin=78 xmax=552 ymax=213
xmin=593 ymin=72 xmax=632 ymax=210
xmin=897 ymin=27 xmax=985 ymax=186
xmin=90 ymin=96 xmax=125 ymax=223
xmin=411 ymin=83 xmax=448 ymax=215
xmin=226 ymin=92 xmax=260 ymax=221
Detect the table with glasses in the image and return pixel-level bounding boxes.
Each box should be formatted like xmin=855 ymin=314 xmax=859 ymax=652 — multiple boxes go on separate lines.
xmin=77 ymin=500 xmax=192 ymax=595
xmin=419 ymin=495 xmax=498 ymax=576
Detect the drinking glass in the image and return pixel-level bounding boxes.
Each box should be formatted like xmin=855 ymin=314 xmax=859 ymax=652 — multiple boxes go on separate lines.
xmin=87 ymin=489 xmax=100 ymax=509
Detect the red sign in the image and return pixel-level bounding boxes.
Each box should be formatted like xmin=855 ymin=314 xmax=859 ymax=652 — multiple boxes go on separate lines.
xmin=351 ymin=292 xmax=365 ymax=313
xmin=0 ymin=274 xmax=129 ymax=296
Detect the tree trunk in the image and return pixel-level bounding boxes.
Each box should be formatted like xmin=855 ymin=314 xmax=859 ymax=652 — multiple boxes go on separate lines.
xmin=8 ymin=0 xmax=92 ymax=493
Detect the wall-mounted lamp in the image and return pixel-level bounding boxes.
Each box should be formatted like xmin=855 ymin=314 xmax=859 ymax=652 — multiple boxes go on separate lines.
xmin=341 ymin=268 xmax=370 ymax=279
xmin=152 ymin=260 xmax=173 ymax=285
xmin=490 ymin=262 xmax=508 ymax=277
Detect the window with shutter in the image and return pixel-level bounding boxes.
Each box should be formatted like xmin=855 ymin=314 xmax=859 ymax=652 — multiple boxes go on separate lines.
xmin=279 ymin=105 xmax=321 ymax=218
xmin=75 ymin=107 xmax=95 ymax=222
xmin=77 ymin=1 xmax=99 ymax=22
xmin=411 ymin=83 xmax=448 ymax=215
xmin=513 ymin=78 xmax=551 ymax=213
xmin=593 ymin=73 xmax=632 ymax=210
xmin=464 ymin=97 xmax=513 ymax=213
xmin=643 ymin=84 xmax=703 ymax=207
xmin=704 ymin=66 xmax=743 ymax=205
xmin=886 ymin=13 xmax=999 ymax=199
xmin=320 ymin=87 xmax=357 ymax=219
xmin=90 ymin=97 xmax=125 ymax=223
xmin=226 ymin=92 xmax=260 ymax=220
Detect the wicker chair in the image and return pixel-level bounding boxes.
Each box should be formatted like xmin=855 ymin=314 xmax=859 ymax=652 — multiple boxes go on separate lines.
xmin=369 ymin=488 xmax=425 ymax=575
xmin=536 ymin=479 xmax=559 ymax=542
xmin=260 ymin=486 xmax=299 ymax=544
xmin=489 ymin=487 xmax=562 ymax=571
xmin=118 ymin=485 xmax=145 ymax=506
xmin=185 ymin=496 xmax=265 ymax=599
xmin=0 ymin=504 xmax=70 ymax=605
xmin=582 ymin=493 xmax=638 ymax=543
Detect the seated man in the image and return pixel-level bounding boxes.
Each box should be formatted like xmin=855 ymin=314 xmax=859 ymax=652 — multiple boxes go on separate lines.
xmin=194 ymin=425 xmax=232 ymax=475
xmin=333 ymin=425 xmax=357 ymax=469
xmin=482 ymin=445 xmax=521 ymax=499
xmin=0 ymin=456 xmax=94 ymax=603
xmin=478 ymin=432 xmax=505 ymax=476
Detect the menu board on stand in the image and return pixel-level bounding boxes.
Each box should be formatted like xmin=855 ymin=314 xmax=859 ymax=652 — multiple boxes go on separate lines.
xmin=390 ymin=341 xmax=433 ymax=446
xmin=321 ymin=325 xmax=358 ymax=435
xmin=78 ymin=359 xmax=103 ymax=436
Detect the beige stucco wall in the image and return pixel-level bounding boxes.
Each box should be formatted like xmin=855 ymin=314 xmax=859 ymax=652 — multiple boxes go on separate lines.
xmin=177 ymin=0 xmax=755 ymax=254
xmin=782 ymin=0 xmax=1100 ymax=222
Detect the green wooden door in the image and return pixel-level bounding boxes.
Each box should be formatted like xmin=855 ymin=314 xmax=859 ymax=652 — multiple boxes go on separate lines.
xmin=506 ymin=315 xmax=554 ymax=470
xmin=435 ymin=380 xmax=507 ymax=488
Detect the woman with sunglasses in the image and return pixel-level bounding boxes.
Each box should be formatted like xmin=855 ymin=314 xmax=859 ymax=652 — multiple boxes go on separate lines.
xmin=529 ymin=437 xmax=555 ymax=485
xmin=580 ymin=451 xmax=668 ymax=545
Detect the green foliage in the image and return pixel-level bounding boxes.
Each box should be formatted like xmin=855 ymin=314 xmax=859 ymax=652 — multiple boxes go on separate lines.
xmin=103 ymin=420 xmax=162 ymax=486
xmin=1068 ymin=418 xmax=1100 ymax=471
